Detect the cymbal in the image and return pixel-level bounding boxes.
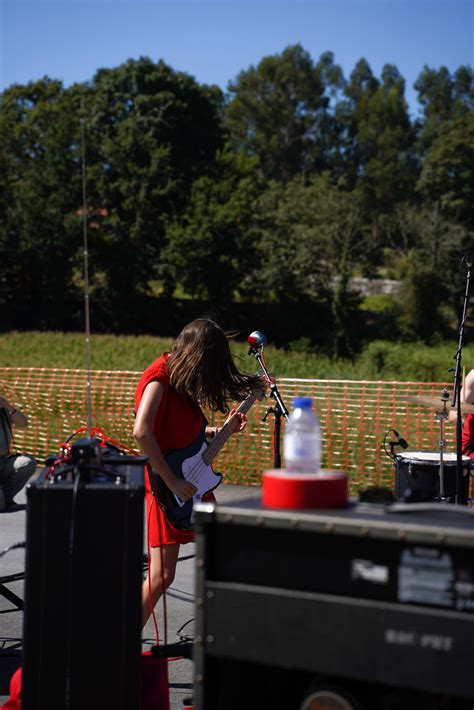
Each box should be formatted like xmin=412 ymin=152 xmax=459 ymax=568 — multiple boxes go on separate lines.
xmin=405 ymin=394 xmax=474 ymax=415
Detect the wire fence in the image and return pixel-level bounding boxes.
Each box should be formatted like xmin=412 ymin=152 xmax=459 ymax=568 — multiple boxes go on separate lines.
xmin=0 ymin=367 xmax=461 ymax=494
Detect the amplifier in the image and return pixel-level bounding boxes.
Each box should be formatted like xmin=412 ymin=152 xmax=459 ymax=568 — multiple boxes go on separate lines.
xmin=194 ymin=496 xmax=474 ymax=709
xmin=21 ymin=445 xmax=145 ymax=710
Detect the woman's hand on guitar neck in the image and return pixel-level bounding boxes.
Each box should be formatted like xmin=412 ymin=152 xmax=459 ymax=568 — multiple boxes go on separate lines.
xmin=224 ymin=408 xmax=247 ymax=434
xmin=169 ymin=477 xmax=197 ymax=501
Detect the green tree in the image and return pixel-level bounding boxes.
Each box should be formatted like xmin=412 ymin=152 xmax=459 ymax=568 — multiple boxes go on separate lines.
xmin=160 ymin=148 xmax=262 ymax=305
xmin=343 ymin=61 xmax=416 ymax=212
xmin=250 ymin=174 xmax=368 ymax=354
xmin=414 ymin=65 xmax=474 ymax=148
xmin=248 ymin=178 xmax=325 ymax=303
xmin=0 ymin=78 xmax=88 ymax=327
xmin=417 ymin=112 xmax=474 ymax=226
xmin=397 ymin=253 xmax=444 ymax=342
xmin=85 ymin=57 xmax=225 ymax=315
xmin=382 ymin=203 xmax=470 ymax=339
xmin=225 ymin=45 xmax=344 ymax=182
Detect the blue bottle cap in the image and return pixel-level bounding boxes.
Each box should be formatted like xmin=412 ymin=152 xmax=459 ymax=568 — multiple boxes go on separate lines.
xmin=292 ymin=397 xmax=312 ymax=408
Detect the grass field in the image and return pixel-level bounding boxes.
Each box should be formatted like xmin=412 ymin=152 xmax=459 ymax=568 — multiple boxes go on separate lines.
xmin=0 ymin=330 xmax=473 ymax=381
xmin=1 ymin=331 xmax=467 ymax=490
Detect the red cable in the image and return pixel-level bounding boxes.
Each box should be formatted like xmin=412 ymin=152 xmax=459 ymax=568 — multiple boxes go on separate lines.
xmin=69 ymin=426 xmax=140 ymax=455
xmin=260 ymin=351 xmax=273 ymax=384
xmin=45 ymin=426 xmax=139 ymax=479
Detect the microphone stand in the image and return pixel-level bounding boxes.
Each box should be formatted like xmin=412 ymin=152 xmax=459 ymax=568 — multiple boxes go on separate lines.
xmin=450 ymin=256 xmax=471 ymax=505
xmin=248 ymin=345 xmax=289 ymax=469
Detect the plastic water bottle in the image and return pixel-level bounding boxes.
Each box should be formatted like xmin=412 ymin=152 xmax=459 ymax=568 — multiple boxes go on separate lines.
xmin=283 ymin=397 xmax=321 ymax=474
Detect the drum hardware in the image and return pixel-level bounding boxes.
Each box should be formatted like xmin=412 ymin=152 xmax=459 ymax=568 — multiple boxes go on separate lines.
xmin=382 ymin=429 xmax=408 ymax=461
xmin=405 ymin=392 xmax=474 ymax=415
xmin=404 ymin=388 xmax=472 ymax=503
xmin=434 ymin=388 xmax=449 ymax=502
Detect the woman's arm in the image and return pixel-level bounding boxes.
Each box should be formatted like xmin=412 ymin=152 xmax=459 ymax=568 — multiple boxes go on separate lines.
xmin=133 ymin=381 xmax=197 ymax=501
xmin=462 ymin=369 xmax=474 ymax=405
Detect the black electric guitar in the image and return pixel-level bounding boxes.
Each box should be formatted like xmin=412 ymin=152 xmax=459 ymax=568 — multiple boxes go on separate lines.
xmin=154 ymin=386 xmax=265 ymax=530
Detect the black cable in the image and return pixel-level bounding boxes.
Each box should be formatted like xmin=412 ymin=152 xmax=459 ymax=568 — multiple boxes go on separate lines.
xmin=176 ymin=617 xmax=195 ymax=642
xmin=0 ymin=541 xmax=25 ymax=558
xmin=383 ymin=429 xmax=395 ymax=461
xmin=177 ymin=553 xmax=195 ymax=563
xmin=151 ymin=640 xmax=193 ymax=659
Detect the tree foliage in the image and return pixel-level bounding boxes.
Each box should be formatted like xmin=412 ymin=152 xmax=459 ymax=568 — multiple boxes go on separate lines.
xmin=160 ymin=148 xmax=261 ymax=304
xmin=0 ymin=48 xmax=472 ymax=345
xmin=225 ymin=45 xmax=344 ymax=182
xmin=85 ymin=58 xmax=225 ymax=316
xmin=417 ymin=112 xmax=474 ymax=225
xmin=0 ymin=78 xmax=87 ymax=327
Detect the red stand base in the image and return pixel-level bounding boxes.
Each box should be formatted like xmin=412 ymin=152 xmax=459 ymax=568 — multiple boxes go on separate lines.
xmin=262 ymin=469 xmax=348 ymax=509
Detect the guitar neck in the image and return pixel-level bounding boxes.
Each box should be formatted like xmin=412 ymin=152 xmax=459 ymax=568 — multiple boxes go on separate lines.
xmin=203 ymin=389 xmax=262 ymax=465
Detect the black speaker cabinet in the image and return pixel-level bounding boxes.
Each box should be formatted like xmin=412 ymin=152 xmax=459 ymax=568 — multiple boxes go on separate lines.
xmin=194 ymin=496 xmax=474 ymax=709
xmin=21 ymin=454 xmax=145 ymax=710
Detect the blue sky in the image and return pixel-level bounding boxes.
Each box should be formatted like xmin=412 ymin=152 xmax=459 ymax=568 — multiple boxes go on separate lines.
xmin=0 ymin=0 xmax=472 ymax=117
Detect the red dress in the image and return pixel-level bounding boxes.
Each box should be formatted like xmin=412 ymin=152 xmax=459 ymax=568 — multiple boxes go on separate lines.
xmin=462 ymin=413 xmax=474 ymax=459
xmin=135 ymin=353 xmax=214 ymax=546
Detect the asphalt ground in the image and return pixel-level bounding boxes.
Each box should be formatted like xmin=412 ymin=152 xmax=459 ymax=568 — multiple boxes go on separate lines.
xmin=0 ymin=473 xmax=258 ymax=709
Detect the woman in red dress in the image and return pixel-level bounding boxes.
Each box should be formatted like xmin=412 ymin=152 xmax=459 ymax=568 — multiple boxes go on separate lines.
xmin=134 ymin=318 xmax=262 ymax=628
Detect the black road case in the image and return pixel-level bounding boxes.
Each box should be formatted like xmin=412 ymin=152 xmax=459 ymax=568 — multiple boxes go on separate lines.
xmin=21 ymin=450 xmax=145 ymax=710
xmin=194 ymin=496 xmax=474 ymax=709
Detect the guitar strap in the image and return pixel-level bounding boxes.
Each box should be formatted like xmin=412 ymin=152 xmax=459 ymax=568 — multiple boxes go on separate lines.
xmin=145 ymin=463 xmax=165 ymax=510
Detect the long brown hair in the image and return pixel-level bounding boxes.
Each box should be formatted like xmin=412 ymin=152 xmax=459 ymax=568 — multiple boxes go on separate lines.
xmin=167 ymin=318 xmax=262 ymax=413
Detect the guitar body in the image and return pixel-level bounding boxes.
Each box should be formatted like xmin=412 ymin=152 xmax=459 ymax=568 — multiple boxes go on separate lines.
xmin=155 ymin=420 xmax=222 ymax=530
xmin=154 ymin=386 xmax=264 ymax=530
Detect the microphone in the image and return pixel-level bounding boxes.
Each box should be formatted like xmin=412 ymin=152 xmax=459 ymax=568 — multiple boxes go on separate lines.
xmin=393 ymin=429 xmax=409 ymax=449
xmin=247 ymin=331 xmax=267 ymax=355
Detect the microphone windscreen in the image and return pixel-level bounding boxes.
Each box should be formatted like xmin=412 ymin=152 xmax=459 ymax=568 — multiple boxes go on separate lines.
xmin=247 ymin=331 xmax=267 ymax=349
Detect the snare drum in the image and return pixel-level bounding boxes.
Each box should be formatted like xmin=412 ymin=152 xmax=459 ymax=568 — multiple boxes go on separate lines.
xmin=394 ymin=451 xmax=471 ymax=503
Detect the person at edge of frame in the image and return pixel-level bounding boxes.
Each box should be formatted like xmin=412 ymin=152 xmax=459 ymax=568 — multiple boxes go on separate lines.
xmin=133 ymin=317 xmax=264 ymax=629
xmin=461 ymin=369 xmax=474 ymax=461
xmin=0 ymin=396 xmax=36 ymax=512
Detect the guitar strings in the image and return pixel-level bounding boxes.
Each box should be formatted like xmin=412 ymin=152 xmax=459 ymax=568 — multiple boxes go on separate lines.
xmin=184 ymin=421 xmax=234 ymax=488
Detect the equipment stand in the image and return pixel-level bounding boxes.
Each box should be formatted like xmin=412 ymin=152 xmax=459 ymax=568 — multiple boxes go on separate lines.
xmin=0 ymin=572 xmax=24 ymax=611
xmin=434 ymin=389 xmax=449 ymax=502
xmin=450 ymin=256 xmax=472 ymax=505
xmin=248 ymin=344 xmax=289 ymax=469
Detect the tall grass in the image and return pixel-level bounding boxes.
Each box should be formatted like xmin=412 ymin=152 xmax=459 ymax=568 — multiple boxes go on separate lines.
xmin=0 ymin=331 xmax=471 ymax=381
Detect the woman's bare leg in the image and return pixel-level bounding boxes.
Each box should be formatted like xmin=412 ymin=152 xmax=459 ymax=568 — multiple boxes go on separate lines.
xmin=142 ymin=543 xmax=180 ymax=629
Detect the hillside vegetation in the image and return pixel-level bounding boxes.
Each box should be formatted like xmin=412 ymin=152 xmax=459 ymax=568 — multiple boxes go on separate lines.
xmin=0 ymin=331 xmax=471 ymax=382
